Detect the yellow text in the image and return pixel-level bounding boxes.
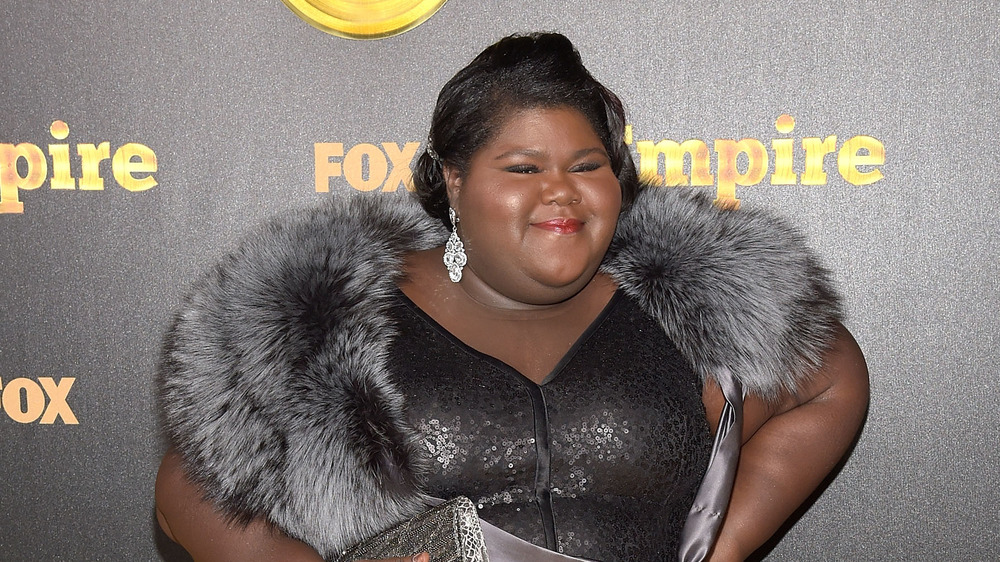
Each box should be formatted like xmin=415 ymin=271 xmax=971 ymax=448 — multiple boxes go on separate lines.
xmin=633 ymin=114 xmax=885 ymax=208
xmin=0 ymin=120 xmax=158 ymax=214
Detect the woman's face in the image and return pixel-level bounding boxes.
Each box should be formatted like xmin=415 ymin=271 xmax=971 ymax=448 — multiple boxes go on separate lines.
xmin=445 ymin=106 xmax=623 ymax=306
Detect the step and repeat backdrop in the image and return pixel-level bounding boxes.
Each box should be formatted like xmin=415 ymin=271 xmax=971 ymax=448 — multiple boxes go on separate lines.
xmin=2 ymin=1 xmax=997 ymax=559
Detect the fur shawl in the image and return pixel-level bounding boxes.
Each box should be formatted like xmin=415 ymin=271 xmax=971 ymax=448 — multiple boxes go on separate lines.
xmin=157 ymin=186 xmax=841 ymax=558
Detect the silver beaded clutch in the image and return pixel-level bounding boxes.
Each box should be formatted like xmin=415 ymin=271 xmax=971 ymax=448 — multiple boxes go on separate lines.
xmin=338 ymin=496 xmax=489 ymax=562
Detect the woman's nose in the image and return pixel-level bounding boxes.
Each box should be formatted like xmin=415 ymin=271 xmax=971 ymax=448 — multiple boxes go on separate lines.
xmin=541 ymin=173 xmax=581 ymax=205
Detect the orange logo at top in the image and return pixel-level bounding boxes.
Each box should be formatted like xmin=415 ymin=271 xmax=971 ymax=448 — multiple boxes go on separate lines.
xmin=281 ymin=0 xmax=449 ymax=39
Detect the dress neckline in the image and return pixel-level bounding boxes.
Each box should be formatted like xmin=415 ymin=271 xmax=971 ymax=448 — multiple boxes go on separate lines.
xmin=393 ymin=287 xmax=624 ymax=387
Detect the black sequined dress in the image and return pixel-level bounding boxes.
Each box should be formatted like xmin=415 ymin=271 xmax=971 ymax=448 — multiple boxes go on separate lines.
xmin=388 ymin=289 xmax=713 ymax=562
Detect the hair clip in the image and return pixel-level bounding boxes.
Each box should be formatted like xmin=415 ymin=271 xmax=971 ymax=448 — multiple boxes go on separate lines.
xmin=426 ymin=139 xmax=441 ymax=163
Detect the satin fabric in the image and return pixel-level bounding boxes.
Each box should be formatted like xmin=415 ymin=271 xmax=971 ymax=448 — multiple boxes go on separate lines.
xmin=677 ymin=369 xmax=744 ymax=561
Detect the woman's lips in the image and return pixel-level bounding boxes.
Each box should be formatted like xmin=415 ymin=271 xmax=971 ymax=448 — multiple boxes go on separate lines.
xmin=532 ymin=218 xmax=583 ymax=234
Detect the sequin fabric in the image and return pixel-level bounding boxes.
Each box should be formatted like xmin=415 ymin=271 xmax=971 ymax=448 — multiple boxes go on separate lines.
xmin=388 ymin=290 xmax=712 ymax=561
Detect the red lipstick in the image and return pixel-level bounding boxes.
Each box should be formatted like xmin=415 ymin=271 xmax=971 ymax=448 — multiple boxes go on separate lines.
xmin=533 ymin=218 xmax=583 ymax=234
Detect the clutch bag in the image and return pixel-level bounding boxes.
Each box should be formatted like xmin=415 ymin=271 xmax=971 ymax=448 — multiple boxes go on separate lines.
xmin=337 ymin=496 xmax=489 ymax=562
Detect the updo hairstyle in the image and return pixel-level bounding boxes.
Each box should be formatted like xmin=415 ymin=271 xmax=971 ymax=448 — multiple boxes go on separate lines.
xmin=412 ymin=32 xmax=640 ymax=228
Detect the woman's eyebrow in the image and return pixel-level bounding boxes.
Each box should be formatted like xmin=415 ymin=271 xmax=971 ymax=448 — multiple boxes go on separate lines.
xmin=493 ymin=148 xmax=544 ymax=160
xmin=573 ymin=147 xmax=609 ymax=159
xmin=493 ymin=146 xmax=607 ymax=160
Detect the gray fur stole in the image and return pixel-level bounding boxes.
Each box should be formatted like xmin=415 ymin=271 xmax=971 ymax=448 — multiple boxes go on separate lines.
xmin=157 ymin=186 xmax=841 ymax=558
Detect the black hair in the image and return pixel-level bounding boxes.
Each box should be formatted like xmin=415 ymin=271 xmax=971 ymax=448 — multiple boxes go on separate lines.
xmin=412 ymin=32 xmax=640 ymax=227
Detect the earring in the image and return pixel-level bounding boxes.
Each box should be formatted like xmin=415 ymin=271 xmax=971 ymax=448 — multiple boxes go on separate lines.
xmin=443 ymin=207 xmax=467 ymax=283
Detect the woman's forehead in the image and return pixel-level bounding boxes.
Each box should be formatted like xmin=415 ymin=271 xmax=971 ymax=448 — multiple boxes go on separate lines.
xmin=483 ymin=106 xmax=603 ymax=152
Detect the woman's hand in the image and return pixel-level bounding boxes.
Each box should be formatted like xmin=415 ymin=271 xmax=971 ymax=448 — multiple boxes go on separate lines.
xmin=702 ymin=322 xmax=870 ymax=561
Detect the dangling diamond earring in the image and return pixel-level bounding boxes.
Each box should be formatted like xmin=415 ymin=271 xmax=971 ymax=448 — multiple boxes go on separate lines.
xmin=443 ymin=207 xmax=467 ymax=283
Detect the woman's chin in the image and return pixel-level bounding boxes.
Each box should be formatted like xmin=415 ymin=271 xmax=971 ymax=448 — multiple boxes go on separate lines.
xmin=527 ymin=267 xmax=597 ymax=297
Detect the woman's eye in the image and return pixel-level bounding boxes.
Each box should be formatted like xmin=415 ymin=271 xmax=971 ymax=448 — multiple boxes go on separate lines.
xmin=506 ymin=165 xmax=539 ymax=174
xmin=571 ymin=162 xmax=602 ymax=173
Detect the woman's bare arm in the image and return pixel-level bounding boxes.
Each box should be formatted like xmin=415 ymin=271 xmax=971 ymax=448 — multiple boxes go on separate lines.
xmin=155 ymin=450 xmax=327 ymax=561
xmin=155 ymin=451 xmax=429 ymax=562
xmin=703 ymin=323 xmax=870 ymax=561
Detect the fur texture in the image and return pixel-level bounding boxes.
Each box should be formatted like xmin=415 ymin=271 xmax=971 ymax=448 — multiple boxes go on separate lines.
xmin=158 ymin=196 xmax=446 ymax=558
xmin=158 ymin=186 xmax=841 ymax=558
xmin=604 ymin=186 xmax=842 ymax=400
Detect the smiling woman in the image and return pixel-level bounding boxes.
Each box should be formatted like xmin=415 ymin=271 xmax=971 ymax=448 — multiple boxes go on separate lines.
xmin=441 ymin=107 xmax=622 ymax=307
xmin=156 ymin=32 xmax=868 ymax=562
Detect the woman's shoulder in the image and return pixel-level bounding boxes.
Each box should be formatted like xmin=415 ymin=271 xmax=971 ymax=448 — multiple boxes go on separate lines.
xmin=398 ymin=246 xmax=450 ymax=302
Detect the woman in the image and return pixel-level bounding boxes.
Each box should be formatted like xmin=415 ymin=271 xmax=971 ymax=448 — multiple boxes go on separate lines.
xmin=156 ymin=33 xmax=868 ymax=561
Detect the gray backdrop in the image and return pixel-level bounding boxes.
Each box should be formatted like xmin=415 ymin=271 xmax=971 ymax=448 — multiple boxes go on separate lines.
xmin=1 ymin=1 xmax=997 ymax=560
